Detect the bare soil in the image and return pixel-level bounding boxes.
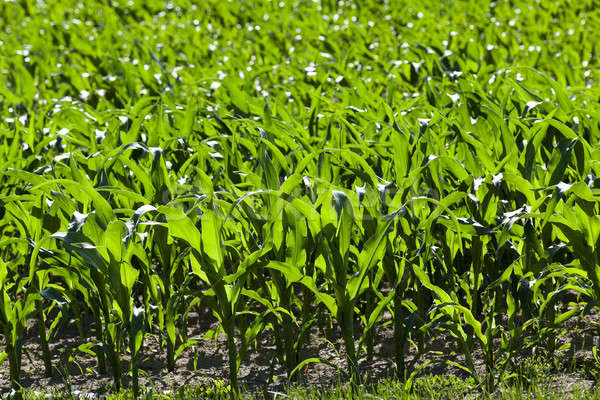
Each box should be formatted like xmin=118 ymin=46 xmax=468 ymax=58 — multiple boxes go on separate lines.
xmin=1 ymin=307 xmax=598 ymax=397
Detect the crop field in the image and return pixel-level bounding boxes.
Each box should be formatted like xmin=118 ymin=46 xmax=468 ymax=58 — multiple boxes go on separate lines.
xmin=1 ymin=0 xmax=600 ymax=398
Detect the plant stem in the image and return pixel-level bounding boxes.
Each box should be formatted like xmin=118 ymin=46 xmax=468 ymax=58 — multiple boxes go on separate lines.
xmin=36 ymin=306 xmax=52 ymax=377
xmin=129 ymin=328 xmax=139 ymax=398
xmin=6 ymin=339 xmax=22 ymax=398
xmin=93 ymin=308 xmax=107 ymax=375
xmin=226 ymin=334 xmax=238 ymax=399
xmin=106 ymin=330 xmax=121 ymax=391
xmin=365 ymin=278 xmax=375 ymax=362
xmin=340 ymin=303 xmax=358 ymax=384
xmin=393 ymin=289 xmax=405 ymax=380
xmin=166 ymin=333 xmax=175 ymax=371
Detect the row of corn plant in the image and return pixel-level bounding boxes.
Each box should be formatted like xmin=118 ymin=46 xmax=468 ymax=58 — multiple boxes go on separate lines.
xmin=1 ymin=0 xmax=600 ymax=398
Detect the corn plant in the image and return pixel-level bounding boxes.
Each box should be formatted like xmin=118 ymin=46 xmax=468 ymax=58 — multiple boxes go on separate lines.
xmin=1 ymin=0 xmax=600 ymax=397
xmin=0 ymin=258 xmax=39 ymax=399
xmin=50 ymin=198 xmax=154 ymax=397
xmin=160 ymin=202 xmax=270 ymax=396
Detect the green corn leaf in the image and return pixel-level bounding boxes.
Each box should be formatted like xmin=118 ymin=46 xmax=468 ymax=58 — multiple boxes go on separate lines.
xmin=105 ymin=220 xmax=127 ymax=261
xmin=348 ymin=217 xmax=393 ymax=301
xmin=331 ymin=190 xmax=354 ymax=256
xmin=548 ymin=138 xmax=577 ymax=186
xmin=158 ymin=206 xmax=201 ymax=253
xmin=437 ymin=216 xmax=496 ymax=236
xmin=265 ymin=261 xmax=338 ymax=315
xmin=50 ymin=231 xmax=106 ymax=271
xmin=131 ymin=306 xmax=145 ymax=353
xmin=32 ymin=179 xmax=116 ymax=231
xmin=120 ymin=263 xmax=139 ymax=293
xmin=201 ymin=208 xmax=224 ymax=272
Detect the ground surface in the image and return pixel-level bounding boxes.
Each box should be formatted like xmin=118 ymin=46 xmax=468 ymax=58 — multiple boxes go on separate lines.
xmin=3 ymin=309 xmax=598 ymax=397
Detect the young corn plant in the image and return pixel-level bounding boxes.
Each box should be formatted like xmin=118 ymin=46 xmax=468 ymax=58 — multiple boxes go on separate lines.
xmin=1 ymin=194 xmax=59 ymax=377
xmin=151 ymin=221 xmax=185 ymax=372
xmin=263 ymin=207 xmax=307 ymax=378
xmin=0 ymin=257 xmax=39 ymax=400
xmin=51 ymin=200 xmax=154 ymax=397
xmin=312 ymin=188 xmax=394 ymax=384
xmin=160 ymin=202 xmax=271 ymax=397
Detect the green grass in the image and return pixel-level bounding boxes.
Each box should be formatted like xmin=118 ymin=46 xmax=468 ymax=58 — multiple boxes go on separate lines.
xmin=1 ymin=0 xmax=600 ymax=398
xmin=19 ymin=372 xmax=600 ymax=400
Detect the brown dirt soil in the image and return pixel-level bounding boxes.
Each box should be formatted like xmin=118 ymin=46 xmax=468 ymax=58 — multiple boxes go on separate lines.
xmin=0 ymin=307 xmax=598 ymax=396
